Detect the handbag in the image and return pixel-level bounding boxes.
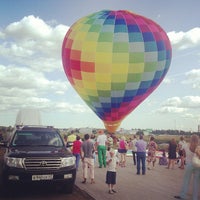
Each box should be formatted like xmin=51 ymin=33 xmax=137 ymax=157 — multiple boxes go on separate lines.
xmin=192 ymin=153 xmax=200 ymax=168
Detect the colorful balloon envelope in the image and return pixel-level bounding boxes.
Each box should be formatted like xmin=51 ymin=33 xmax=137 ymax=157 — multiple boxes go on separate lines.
xmin=62 ymin=10 xmax=172 ymax=133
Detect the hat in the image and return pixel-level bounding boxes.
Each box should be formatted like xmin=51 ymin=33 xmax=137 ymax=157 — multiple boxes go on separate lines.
xmin=98 ymin=130 xmax=104 ymax=134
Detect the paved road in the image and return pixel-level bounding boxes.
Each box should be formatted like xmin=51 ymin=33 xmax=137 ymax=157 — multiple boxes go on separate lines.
xmin=0 ymin=184 xmax=94 ymax=200
xmin=76 ymin=157 xmax=199 ymax=200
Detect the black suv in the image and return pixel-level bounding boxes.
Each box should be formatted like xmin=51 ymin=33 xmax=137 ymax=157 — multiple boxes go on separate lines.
xmin=0 ymin=126 xmax=76 ymax=194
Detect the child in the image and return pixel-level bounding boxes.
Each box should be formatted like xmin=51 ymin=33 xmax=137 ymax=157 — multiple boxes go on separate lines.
xmin=159 ymin=150 xmax=168 ymax=166
xmin=106 ymin=148 xmax=118 ymax=194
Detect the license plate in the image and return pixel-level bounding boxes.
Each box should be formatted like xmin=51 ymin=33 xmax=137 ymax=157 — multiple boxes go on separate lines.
xmin=32 ymin=174 xmax=53 ymax=181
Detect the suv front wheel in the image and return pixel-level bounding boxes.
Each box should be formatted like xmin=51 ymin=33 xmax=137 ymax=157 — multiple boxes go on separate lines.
xmin=61 ymin=181 xmax=74 ymax=194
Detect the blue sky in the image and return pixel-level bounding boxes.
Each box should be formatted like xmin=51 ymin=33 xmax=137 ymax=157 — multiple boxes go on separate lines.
xmin=0 ymin=0 xmax=200 ymax=131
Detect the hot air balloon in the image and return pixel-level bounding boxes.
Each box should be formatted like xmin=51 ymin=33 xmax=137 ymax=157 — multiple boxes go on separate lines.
xmin=62 ymin=10 xmax=172 ymax=133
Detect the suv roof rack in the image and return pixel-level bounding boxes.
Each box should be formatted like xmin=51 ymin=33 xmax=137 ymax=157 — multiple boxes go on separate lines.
xmin=16 ymin=125 xmax=54 ymax=130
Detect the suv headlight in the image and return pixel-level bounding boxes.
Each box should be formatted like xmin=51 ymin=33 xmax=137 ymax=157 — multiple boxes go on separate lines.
xmin=5 ymin=157 xmax=24 ymax=168
xmin=60 ymin=157 xmax=75 ymax=167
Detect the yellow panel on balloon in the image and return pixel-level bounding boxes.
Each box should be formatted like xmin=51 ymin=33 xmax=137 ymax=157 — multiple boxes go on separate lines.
xmin=86 ymin=89 xmax=98 ymax=96
xmin=74 ymin=79 xmax=84 ymax=88
xmin=82 ymin=72 xmax=96 ymax=82
xmin=112 ymin=53 xmax=129 ymax=63
xmin=85 ymin=32 xmax=99 ymax=41
xmin=96 ymin=82 xmax=111 ymax=90
xmin=96 ymin=43 xmax=113 ymax=52
xmin=81 ymin=51 xmax=95 ymax=62
xmin=75 ymin=31 xmax=87 ymax=41
xmin=111 ymin=63 xmax=128 ymax=74
xmin=111 ymin=74 xmax=127 ymax=83
xmin=95 ymin=63 xmax=112 ymax=73
xmin=83 ymin=81 xmax=96 ymax=89
xmin=129 ymin=63 xmax=144 ymax=73
xmin=96 ymin=52 xmax=112 ymax=63
xmin=75 ymin=87 xmax=86 ymax=95
xmin=79 ymin=24 xmax=90 ymax=32
xmin=72 ymin=40 xmax=82 ymax=50
xmin=96 ymin=73 xmax=111 ymax=83
xmin=82 ymin=41 xmax=97 ymax=52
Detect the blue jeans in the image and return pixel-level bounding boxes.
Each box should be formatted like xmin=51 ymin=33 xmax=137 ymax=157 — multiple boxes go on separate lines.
xmin=73 ymin=153 xmax=81 ymax=170
xmin=179 ymin=163 xmax=200 ymax=200
xmin=132 ymin=151 xmax=137 ymax=165
xmin=136 ymin=152 xmax=146 ymax=174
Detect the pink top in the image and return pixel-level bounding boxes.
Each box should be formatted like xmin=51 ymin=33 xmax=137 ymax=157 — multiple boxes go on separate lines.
xmin=119 ymin=140 xmax=126 ymax=149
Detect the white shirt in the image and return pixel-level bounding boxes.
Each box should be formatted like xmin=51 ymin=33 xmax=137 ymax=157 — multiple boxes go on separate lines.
xmin=179 ymin=140 xmax=186 ymax=150
xmin=183 ymin=143 xmax=194 ymax=164
xmin=131 ymin=138 xmax=138 ymax=151
xmin=97 ymin=134 xmax=107 ymax=146
xmin=106 ymin=151 xmax=118 ymax=172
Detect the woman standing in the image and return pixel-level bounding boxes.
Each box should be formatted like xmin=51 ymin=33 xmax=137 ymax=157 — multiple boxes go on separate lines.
xmin=174 ymin=134 xmax=200 ymax=200
xmin=118 ymin=136 xmax=128 ymax=167
xmin=147 ymin=136 xmax=158 ymax=170
xmin=178 ymin=136 xmax=186 ymax=169
xmin=167 ymin=138 xmax=177 ymax=169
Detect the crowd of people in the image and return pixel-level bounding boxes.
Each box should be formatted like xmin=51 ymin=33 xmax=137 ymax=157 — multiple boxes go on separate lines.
xmin=64 ymin=130 xmax=200 ymax=199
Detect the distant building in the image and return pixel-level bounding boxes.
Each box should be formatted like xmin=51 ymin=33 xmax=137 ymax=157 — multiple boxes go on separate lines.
xmin=79 ymin=127 xmax=93 ymax=134
xmin=198 ymin=125 xmax=200 ymax=133
xmin=15 ymin=108 xmax=42 ymax=126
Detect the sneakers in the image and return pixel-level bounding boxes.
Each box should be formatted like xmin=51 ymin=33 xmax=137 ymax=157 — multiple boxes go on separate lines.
xmin=91 ymin=179 xmax=95 ymax=184
xmin=82 ymin=178 xmax=95 ymax=184
xmin=108 ymin=189 xmax=117 ymax=194
xmin=81 ymin=178 xmax=86 ymax=184
xmin=174 ymin=196 xmax=183 ymax=199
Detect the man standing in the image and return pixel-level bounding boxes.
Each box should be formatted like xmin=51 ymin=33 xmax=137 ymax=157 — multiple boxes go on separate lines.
xmin=81 ymin=134 xmax=95 ymax=184
xmin=96 ymin=129 xmax=107 ymax=168
xmin=135 ymin=134 xmax=147 ymax=175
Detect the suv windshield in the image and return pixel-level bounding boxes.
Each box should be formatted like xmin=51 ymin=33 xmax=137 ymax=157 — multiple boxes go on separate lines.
xmin=11 ymin=130 xmax=64 ymax=147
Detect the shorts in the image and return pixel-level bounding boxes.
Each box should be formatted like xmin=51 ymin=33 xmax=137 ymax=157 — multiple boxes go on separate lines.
xmin=179 ymin=150 xmax=185 ymax=157
xmin=106 ymin=171 xmax=116 ymax=185
xmin=118 ymin=149 xmax=127 ymax=153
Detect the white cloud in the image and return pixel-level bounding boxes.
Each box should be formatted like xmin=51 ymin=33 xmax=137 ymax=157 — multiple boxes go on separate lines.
xmin=0 ymin=64 xmax=70 ymax=112
xmin=182 ymin=69 xmax=200 ymax=89
xmin=181 ymin=96 xmax=200 ymax=108
xmin=168 ymin=27 xmax=200 ymax=50
xmin=0 ymin=64 xmax=68 ymax=91
xmin=163 ymin=96 xmax=200 ymax=109
xmin=0 ymin=15 xmax=73 ymax=114
xmin=157 ymin=106 xmax=187 ymax=114
xmin=163 ymin=77 xmax=171 ymax=84
xmin=157 ymin=95 xmax=200 ymax=115
xmin=54 ymin=102 xmax=89 ymax=113
xmin=162 ymin=97 xmax=182 ymax=107
xmin=5 ymin=15 xmax=54 ymax=40
xmin=0 ymin=15 xmax=69 ymax=72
